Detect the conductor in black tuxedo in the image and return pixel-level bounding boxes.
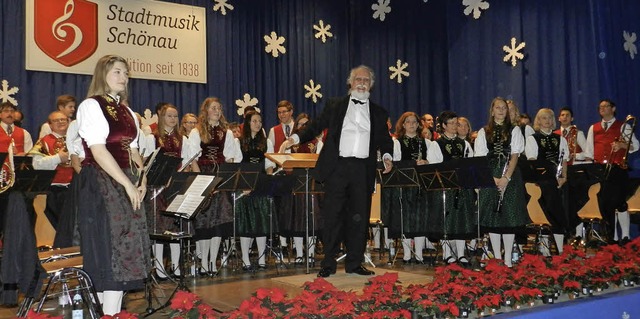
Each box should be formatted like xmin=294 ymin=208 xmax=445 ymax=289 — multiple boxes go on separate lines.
xmin=280 ymin=65 xmax=394 ymax=277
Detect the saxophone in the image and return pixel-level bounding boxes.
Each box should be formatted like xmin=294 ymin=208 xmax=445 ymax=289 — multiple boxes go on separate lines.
xmin=0 ymin=139 xmax=16 ymax=193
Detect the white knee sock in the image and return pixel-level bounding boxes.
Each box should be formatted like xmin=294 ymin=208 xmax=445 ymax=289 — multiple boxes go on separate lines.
xmin=240 ymin=237 xmax=252 ymax=266
xmin=256 ymin=236 xmax=266 ymax=265
xmin=279 ymin=235 xmax=288 ymax=248
xmin=102 ymin=290 xmax=123 ymax=316
xmin=455 ymin=240 xmax=466 ymax=260
xmin=502 ymin=234 xmax=515 ymax=267
xmin=617 ymin=211 xmax=631 ymax=239
xmin=441 ymin=240 xmax=452 ymax=262
xmin=198 ymin=239 xmax=210 ymax=270
xmin=209 ymin=237 xmax=221 ymax=272
xmin=425 ymin=239 xmax=436 ymax=250
xmin=553 ymin=234 xmax=565 ymax=254
xmin=153 ymin=243 xmax=166 ymax=278
xmin=414 ymin=236 xmax=425 ymax=261
xmin=575 ymin=222 xmax=584 ymax=238
xmin=293 ymin=237 xmax=304 ymax=258
xmin=489 ymin=233 xmax=502 ymax=260
xmin=402 ymin=238 xmax=412 ymax=261
xmin=308 ymin=236 xmax=316 ymax=257
xmin=169 ymin=243 xmax=180 ymax=275
xmin=372 ymin=227 xmax=380 ymax=249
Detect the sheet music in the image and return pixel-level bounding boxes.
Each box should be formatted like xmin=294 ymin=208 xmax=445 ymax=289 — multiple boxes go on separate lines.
xmin=165 ymin=175 xmax=216 ymax=216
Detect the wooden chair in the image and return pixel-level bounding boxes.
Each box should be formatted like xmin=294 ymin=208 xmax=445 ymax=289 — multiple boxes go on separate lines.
xmin=627 ymin=185 xmax=640 ymax=213
xmin=524 ymin=183 xmax=553 ymax=254
xmin=576 ymin=183 xmax=607 ymax=246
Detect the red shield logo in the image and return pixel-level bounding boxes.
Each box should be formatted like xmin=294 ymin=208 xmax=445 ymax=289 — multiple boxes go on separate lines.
xmin=34 ymin=0 xmax=98 ymax=67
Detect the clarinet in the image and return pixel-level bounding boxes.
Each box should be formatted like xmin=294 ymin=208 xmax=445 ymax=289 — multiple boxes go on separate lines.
xmin=495 ymin=158 xmax=509 ymax=213
xmin=556 ymin=149 xmax=565 ymax=179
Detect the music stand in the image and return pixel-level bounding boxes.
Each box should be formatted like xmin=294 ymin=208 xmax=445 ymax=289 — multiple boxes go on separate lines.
xmin=250 ymin=173 xmax=296 ymax=273
xmin=14 ymin=156 xmax=34 ymax=171
xmin=144 ymin=173 xmax=221 ymax=317
xmin=290 ymin=168 xmax=324 ymax=272
xmin=417 ymin=157 xmax=494 ymax=265
xmin=12 ymin=170 xmax=57 ymax=194
xmin=376 ymin=160 xmax=420 ymax=266
xmin=568 ymin=164 xmax=607 ymax=247
xmin=216 ymin=163 xmax=261 ymax=271
xmin=266 ymin=153 xmax=318 ymax=273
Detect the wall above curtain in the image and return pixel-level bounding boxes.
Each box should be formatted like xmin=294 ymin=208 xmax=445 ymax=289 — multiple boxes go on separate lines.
xmin=0 ymin=0 xmax=638 ymax=136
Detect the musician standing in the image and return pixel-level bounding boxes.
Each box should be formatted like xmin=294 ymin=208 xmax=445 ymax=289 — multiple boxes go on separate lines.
xmin=29 ymin=111 xmax=73 ymax=230
xmin=555 ymin=107 xmax=590 ymax=238
xmin=474 ymin=97 xmax=529 ymax=267
xmin=524 ymin=108 xmax=572 ymax=255
xmin=584 ymin=100 xmax=638 ymax=245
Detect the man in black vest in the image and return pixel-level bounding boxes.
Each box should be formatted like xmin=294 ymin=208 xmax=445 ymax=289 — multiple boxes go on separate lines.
xmin=280 ymin=65 xmax=393 ymax=277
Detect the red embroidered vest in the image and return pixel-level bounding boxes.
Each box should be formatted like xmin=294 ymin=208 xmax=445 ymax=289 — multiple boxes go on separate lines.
xmin=554 ymin=127 xmax=582 ymax=165
xmin=593 ymin=120 xmax=624 ymax=166
xmin=272 ymin=123 xmax=287 ymax=152
xmin=82 ymin=95 xmax=138 ymax=168
xmin=0 ymin=125 xmax=26 ymax=153
xmin=37 ymin=134 xmax=74 ymax=184
xmin=198 ymin=125 xmax=226 ymax=166
xmin=155 ymin=130 xmax=182 ymax=158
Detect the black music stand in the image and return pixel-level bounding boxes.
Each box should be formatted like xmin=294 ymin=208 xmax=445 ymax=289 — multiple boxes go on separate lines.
xmin=376 ymin=160 xmax=420 ymax=266
xmin=14 ymin=156 xmax=34 ymax=171
xmin=144 ymin=173 xmax=221 ymax=317
xmin=417 ymin=157 xmax=493 ymax=265
xmin=251 ymin=174 xmax=296 ymax=273
xmin=12 ymin=170 xmax=57 ymax=194
xmin=216 ymin=163 xmax=261 ymax=271
xmin=291 ymin=169 xmax=325 ymax=273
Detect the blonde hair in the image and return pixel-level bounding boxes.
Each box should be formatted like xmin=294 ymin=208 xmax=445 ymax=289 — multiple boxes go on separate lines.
xmin=180 ymin=113 xmax=197 ymax=137
xmin=87 ymin=55 xmax=129 ymax=101
xmin=197 ymin=97 xmax=228 ymax=144
xmin=157 ymin=104 xmax=180 ymax=139
xmin=533 ymin=108 xmax=556 ymax=131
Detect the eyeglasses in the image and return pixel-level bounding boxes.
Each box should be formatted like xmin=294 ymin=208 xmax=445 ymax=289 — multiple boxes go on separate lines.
xmin=51 ymin=118 xmax=69 ymax=123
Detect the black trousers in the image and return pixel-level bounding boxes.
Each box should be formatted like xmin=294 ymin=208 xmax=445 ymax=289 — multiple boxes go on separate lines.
xmin=598 ymin=165 xmax=629 ymax=239
xmin=320 ymin=157 xmax=372 ymax=272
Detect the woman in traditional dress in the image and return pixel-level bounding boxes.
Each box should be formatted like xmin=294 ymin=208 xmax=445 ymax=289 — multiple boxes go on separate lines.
xmin=474 ymin=97 xmax=529 ymax=267
xmin=179 ymin=113 xmax=198 ymax=138
xmin=189 ymin=97 xmax=242 ymax=276
xmin=457 ymin=117 xmax=474 ymax=146
xmin=147 ymin=104 xmax=198 ymax=278
xmin=383 ymin=112 xmax=441 ymax=264
xmin=235 ymin=111 xmax=276 ymax=270
xmin=76 ymin=55 xmax=149 ymax=315
xmin=524 ymin=108 xmax=572 ymax=255
xmin=429 ymin=111 xmax=476 ymax=266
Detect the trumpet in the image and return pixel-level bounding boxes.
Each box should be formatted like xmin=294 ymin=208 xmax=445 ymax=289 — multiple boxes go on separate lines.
xmin=0 ymin=139 xmax=16 ymax=193
xmin=604 ymin=114 xmax=636 ymax=178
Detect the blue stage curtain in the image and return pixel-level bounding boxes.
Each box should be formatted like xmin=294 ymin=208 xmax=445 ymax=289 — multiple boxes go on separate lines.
xmin=0 ymin=0 xmax=638 ymax=136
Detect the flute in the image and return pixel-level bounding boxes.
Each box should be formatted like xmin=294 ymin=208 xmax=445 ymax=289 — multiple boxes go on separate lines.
xmin=495 ymin=159 xmax=509 ymax=212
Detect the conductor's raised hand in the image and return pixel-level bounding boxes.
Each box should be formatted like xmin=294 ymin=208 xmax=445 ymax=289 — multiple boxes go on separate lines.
xmin=279 ymin=137 xmax=295 ymax=153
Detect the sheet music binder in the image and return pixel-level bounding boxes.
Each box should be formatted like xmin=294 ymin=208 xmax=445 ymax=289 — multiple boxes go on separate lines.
xmin=12 ymin=170 xmax=57 ymax=193
xmin=416 ymin=157 xmax=494 ymax=191
xmin=162 ymin=172 xmax=222 ymax=220
xmin=520 ymin=159 xmax=557 ymax=183
xmin=143 ymin=149 xmax=183 ymax=188
xmin=251 ymin=173 xmax=297 ymax=197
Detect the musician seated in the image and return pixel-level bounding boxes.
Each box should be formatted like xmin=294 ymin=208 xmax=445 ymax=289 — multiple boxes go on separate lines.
xmin=29 ymin=111 xmax=73 ymax=229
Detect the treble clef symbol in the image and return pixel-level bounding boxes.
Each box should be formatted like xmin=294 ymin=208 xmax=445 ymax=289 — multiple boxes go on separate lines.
xmin=52 ymin=0 xmax=83 ymax=59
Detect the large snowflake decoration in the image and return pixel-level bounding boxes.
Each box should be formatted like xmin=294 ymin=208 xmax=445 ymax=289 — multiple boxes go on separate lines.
xmin=264 ymin=31 xmax=287 ymax=58
xmin=212 ymin=0 xmax=234 ymax=15
xmin=313 ymin=20 xmax=333 ymax=43
xmin=503 ymin=37 xmax=526 ymax=67
xmin=463 ymin=0 xmax=490 ymax=20
xmin=389 ymin=59 xmax=409 ymax=84
xmin=141 ymin=109 xmax=158 ymax=127
xmin=623 ymin=30 xmax=637 ymax=60
xmin=372 ymin=0 xmax=391 ymax=22
xmin=235 ymin=93 xmax=260 ymax=116
xmin=0 ymin=80 xmax=19 ymax=106
xmin=304 ymin=79 xmax=323 ymax=103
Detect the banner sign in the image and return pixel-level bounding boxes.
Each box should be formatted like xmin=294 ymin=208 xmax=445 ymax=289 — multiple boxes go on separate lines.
xmin=26 ymin=0 xmax=207 ymax=83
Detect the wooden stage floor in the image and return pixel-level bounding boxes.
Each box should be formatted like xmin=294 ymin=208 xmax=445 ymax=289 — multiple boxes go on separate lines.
xmin=1 ymin=250 xmax=437 ymax=318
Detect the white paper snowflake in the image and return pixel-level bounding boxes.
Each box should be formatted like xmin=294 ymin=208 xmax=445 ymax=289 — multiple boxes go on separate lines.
xmin=503 ymin=37 xmax=526 ymax=67
xmin=213 ymin=0 xmax=234 ymax=15
xmin=463 ymin=0 xmax=490 ymax=20
xmin=313 ymin=20 xmax=333 ymax=43
xmin=235 ymin=93 xmax=260 ymax=116
xmin=141 ymin=109 xmax=158 ymax=127
xmin=264 ymin=31 xmax=287 ymax=58
xmin=372 ymin=0 xmax=391 ymax=22
xmin=389 ymin=59 xmax=409 ymax=84
xmin=0 ymin=80 xmax=19 ymax=106
xmin=623 ymin=30 xmax=637 ymax=60
xmin=304 ymin=79 xmax=323 ymax=103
